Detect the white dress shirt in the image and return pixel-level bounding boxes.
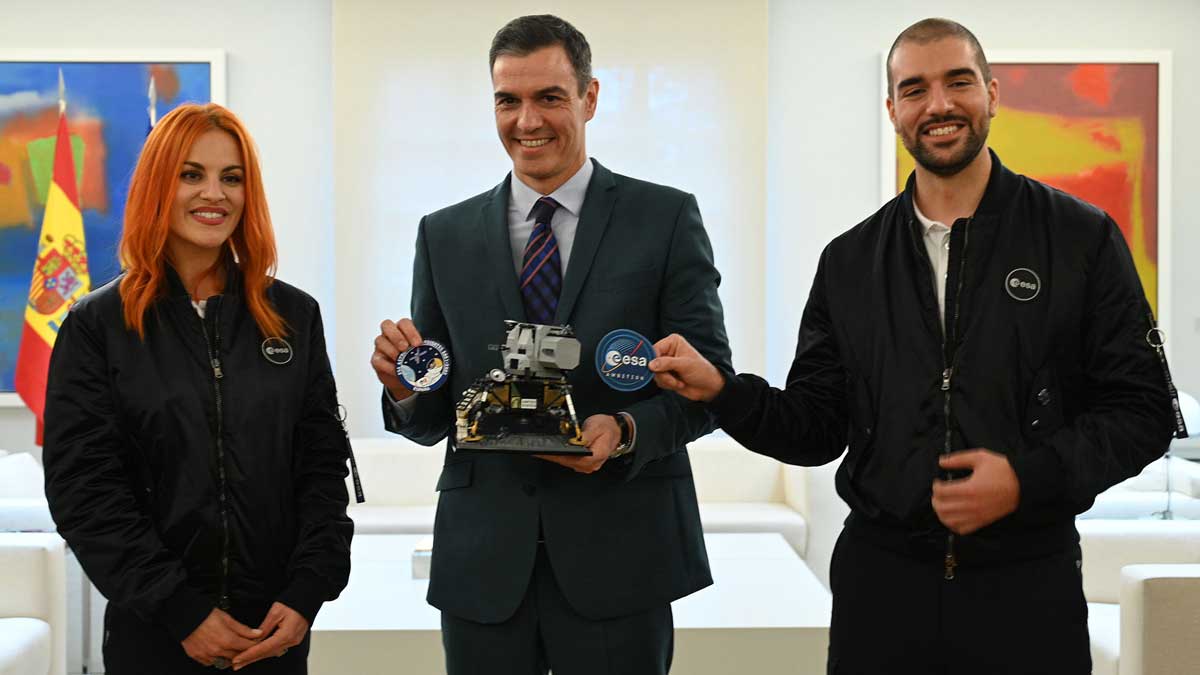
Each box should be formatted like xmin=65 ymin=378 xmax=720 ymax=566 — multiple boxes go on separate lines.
xmin=913 ymin=201 xmax=952 ymax=326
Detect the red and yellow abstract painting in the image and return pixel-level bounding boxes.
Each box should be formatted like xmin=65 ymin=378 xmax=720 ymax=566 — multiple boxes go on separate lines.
xmin=896 ymin=63 xmax=1160 ymax=314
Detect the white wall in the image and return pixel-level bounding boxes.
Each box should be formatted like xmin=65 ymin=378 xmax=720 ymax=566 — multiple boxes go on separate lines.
xmin=333 ymin=0 xmax=768 ymax=437
xmin=0 ymin=0 xmax=335 ymax=456
xmin=766 ymin=0 xmax=1200 ymax=398
xmin=2 ymin=0 xmax=1197 ymax=445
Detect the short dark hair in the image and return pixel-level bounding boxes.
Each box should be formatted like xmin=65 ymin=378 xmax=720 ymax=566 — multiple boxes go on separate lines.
xmin=886 ymin=18 xmax=992 ymax=98
xmin=489 ymin=15 xmax=593 ymax=95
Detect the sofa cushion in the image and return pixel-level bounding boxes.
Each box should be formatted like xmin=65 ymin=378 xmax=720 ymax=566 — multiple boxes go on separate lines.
xmin=1087 ymin=602 xmax=1118 ymax=675
xmin=698 ymin=503 xmax=806 ymax=556
xmin=0 ymin=499 xmax=55 ymax=534
xmin=346 ymin=439 xmax=443 ymax=507
xmin=0 ymin=454 xmax=43 ymax=499
xmin=347 ymin=505 xmax=437 ymax=535
xmin=688 ymin=437 xmax=784 ymax=503
xmin=1080 ymin=491 xmax=1200 ymax=520
xmin=1078 ymin=520 xmax=1200 ymax=604
xmin=0 ymin=617 xmax=51 ymax=675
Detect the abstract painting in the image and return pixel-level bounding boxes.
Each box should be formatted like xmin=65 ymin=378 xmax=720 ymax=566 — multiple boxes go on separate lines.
xmin=0 ymin=52 xmax=222 ymax=396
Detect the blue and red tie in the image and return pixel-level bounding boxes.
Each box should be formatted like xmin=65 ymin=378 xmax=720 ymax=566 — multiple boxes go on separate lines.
xmin=520 ymin=197 xmax=562 ymax=325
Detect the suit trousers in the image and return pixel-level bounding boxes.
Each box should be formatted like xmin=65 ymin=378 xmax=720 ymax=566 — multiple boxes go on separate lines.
xmin=102 ymin=601 xmax=311 ymax=674
xmin=826 ymin=525 xmax=1091 ymax=675
xmin=441 ymin=543 xmax=674 ymax=675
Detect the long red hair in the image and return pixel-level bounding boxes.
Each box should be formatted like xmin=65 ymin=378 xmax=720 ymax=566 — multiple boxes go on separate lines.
xmin=118 ymin=103 xmax=286 ymax=338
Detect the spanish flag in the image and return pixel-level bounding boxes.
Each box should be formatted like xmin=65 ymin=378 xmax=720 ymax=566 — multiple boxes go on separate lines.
xmin=15 ymin=87 xmax=90 ymax=444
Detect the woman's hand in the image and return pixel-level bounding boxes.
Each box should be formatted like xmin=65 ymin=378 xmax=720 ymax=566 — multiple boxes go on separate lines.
xmin=181 ymin=608 xmax=262 ymax=667
xmin=231 ymin=602 xmax=309 ymax=670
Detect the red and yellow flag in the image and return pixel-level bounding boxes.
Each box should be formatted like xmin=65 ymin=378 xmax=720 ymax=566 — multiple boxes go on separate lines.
xmin=15 ymin=110 xmax=90 ymax=444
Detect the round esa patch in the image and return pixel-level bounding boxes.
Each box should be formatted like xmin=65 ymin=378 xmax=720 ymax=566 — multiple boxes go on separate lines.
xmin=594 ymin=329 xmax=655 ymax=392
xmin=1004 ymin=268 xmax=1041 ymax=302
xmin=261 ymin=337 xmax=293 ymax=365
xmin=395 ymin=340 xmax=451 ymax=392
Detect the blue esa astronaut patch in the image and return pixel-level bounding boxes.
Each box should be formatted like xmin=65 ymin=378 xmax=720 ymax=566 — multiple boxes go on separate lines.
xmin=595 ymin=329 xmax=655 ymax=392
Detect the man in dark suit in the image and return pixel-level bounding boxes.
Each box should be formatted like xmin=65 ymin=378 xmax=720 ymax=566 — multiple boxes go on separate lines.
xmin=369 ymin=14 xmax=732 ymax=675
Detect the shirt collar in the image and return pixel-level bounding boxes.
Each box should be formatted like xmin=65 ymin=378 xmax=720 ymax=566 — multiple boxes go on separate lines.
xmin=510 ymin=158 xmax=594 ymax=221
xmin=912 ymin=199 xmax=950 ymax=234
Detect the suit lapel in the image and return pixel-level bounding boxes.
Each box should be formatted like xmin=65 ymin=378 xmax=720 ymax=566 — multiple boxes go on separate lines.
xmin=556 ymin=160 xmax=616 ymax=324
xmin=482 ymin=175 xmax=526 ymax=321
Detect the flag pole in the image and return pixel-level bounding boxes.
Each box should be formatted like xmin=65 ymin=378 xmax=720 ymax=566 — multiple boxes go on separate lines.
xmin=148 ymin=75 xmax=158 ymax=129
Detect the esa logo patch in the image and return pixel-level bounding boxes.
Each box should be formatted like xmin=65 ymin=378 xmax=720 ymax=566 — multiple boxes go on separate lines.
xmin=1004 ymin=268 xmax=1041 ymax=302
xmin=595 ymin=329 xmax=655 ymax=392
xmin=261 ymin=337 xmax=294 ymax=365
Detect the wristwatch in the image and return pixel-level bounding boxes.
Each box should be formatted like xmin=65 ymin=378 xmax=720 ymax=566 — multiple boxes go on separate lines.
xmin=610 ymin=413 xmax=633 ymax=457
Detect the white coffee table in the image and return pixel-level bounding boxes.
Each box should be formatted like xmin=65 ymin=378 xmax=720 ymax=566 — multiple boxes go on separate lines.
xmin=310 ymin=533 xmax=831 ymax=674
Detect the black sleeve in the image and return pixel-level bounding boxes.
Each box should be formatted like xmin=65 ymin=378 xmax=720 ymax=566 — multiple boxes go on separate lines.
xmin=1009 ymin=217 xmax=1175 ymax=512
xmin=709 ymin=248 xmax=850 ymax=466
xmin=622 ymin=193 xmax=735 ymax=479
xmin=276 ymin=303 xmax=354 ymax=625
xmin=43 ymin=309 xmax=213 ymax=642
xmin=382 ymin=215 xmax=455 ymax=445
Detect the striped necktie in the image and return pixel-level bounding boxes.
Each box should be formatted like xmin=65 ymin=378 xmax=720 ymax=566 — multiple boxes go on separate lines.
xmin=520 ymin=196 xmax=562 ymax=325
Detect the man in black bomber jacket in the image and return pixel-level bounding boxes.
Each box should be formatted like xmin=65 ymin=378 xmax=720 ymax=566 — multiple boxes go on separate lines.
xmin=650 ymin=18 xmax=1180 ymax=675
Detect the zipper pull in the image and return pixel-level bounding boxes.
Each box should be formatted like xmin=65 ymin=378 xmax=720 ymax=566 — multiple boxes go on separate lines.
xmin=941 ymin=368 xmax=953 ymax=391
xmin=944 ymin=550 xmax=957 ymax=580
xmin=211 ymin=358 xmax=224 ymax=379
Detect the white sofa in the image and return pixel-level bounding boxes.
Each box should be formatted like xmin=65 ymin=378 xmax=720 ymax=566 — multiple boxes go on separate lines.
xmin=346 ymin=435 xmax=814 ymax=556
xmin=0 ymin=533 xmax=67 ymax=675
xmin=1081 ymin=455 xmax=1200 ymax=520
xmin=1078 ymin=519 xmax=1200 ymax=675
xmin=0 ymin=451 xmax=55 ymax=533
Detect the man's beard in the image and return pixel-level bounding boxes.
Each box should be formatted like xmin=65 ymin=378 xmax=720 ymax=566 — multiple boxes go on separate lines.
xmin=904 ymin=115 xmax=989 ymax=177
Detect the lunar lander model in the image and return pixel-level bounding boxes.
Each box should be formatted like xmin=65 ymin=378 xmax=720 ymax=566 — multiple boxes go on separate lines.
xmin=454 ymin=321 xmax=590 ymax=455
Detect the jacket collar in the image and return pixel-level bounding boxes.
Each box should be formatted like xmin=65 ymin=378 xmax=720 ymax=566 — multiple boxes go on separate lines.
xmin=899 ymin=148 xmax=1016 ymax=225
xmin=163 ymin=246 xmax=243 ymax=301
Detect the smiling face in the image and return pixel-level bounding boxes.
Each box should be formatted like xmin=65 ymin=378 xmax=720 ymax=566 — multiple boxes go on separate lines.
xmin=887 ymin=37 xmax=998 ymax=177
xmin=167 ymin=129 xmax=245 ymax=262
xmin=493 ymin=45 xmax=598 ymax=194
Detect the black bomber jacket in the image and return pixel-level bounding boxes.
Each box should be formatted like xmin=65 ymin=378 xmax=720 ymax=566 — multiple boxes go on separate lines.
xmin=43 ymin=263 xmax=353 ymax=641
xmin=713 ymin=151 xmax=1176 ymax=563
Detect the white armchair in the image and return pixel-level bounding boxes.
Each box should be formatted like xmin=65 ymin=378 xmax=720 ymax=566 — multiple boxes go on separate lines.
xmin=0 ymin=533 xmax=67 ymax=675
xmin=1078 ymin=519 xmax=1200 ymax=675
xmin=0 ymin=452 xmax=55 ymax=533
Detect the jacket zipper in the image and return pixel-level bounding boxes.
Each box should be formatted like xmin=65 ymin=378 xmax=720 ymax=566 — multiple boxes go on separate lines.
xmin=942 ymin=217 xmax=971 ymax=581
xmin=198 ymin=298 xmax=232 ymax=610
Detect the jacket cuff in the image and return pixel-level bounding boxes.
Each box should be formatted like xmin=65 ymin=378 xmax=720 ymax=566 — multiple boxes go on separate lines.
xmin=157 ymin=583 xmax=215 ymax=643
xmin=277 ymin=570 xmax=329 ymax=626
xmin=1009 ymin=445 xmax=1065 ymax=513
xmin=709 ymin=369 xmax=752 ymax=428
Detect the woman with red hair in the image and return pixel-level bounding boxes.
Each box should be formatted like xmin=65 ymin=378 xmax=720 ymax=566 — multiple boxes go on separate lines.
xmin=42 ymin=103 xmax=353 ymax=673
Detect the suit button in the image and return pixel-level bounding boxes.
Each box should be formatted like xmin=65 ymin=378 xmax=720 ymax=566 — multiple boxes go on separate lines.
xmin=1037 ymin=388 xmax=1052 ymax=405
xmin=522 ymin=485 xmax=537 ymax=496
xmin=1031 ymin=418 xmax=1040 ymax=428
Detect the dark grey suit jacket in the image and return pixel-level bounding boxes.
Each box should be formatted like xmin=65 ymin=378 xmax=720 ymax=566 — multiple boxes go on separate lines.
xmin=383 ymin=159 xmax=733 ymax=623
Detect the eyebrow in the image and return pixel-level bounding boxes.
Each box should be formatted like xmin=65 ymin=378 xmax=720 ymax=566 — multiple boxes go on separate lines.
xmin=494 ymin=85 xmax=571 ymax=101
xmin=897 ymin=67 xmax=978 ymax=91
xmin=182 ymin=161 xmax=244 ymax=172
